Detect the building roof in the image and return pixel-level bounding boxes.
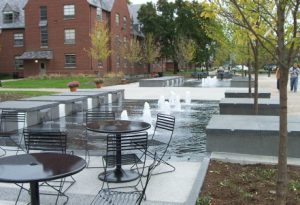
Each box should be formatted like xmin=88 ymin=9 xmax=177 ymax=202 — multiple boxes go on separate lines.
xmin=17 ymin=50 xmax=53 ymax=60
xmin=101 ymin=0 xmax=115 ymax=12
xmin=0 ymin=0 xmax=27 ymax=29
xmin=128 ymin=4 xmax=142 ymax=25
xmin=87 ymin=0 xmax=102 ymax=8
xmin=0 ymin=0 xmax=101 ymax=30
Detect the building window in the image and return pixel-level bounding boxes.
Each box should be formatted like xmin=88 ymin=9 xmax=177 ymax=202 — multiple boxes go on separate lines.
xmin=123 ymin=36 xmax=127 ymax=43
xmin=40 ymin=6 xmax=47 ymax=21
xmin=123 ymin=16 xmax=127 ymax=30
xmin=3 ymin=12 xmax=14 ymax=24
xmin=64 ymin=5 xmax=75 ymax=19
xmin=116 ymin=55 xmax=120 ymax=68
xmin=64 ymin=29 xmax=75 ymax=44
xmin=14 ymin=33 xmax=23 ymax=46
xmin=96 ymin=7 xmax=102 ymax=20
xmin=65 ymin=54 xmax=76 ymax=67
xmin=14 ymin=58 xmax=24 ymax=70
xmin=115 ymin=13 xmax=120 ymax=26
xmin=40 ymin=26 xmax=48 ymax=47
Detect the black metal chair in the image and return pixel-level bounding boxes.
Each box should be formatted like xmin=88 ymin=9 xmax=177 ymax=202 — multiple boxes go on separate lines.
xmin=16 ymin=129 xmax=75 ymax=205
xmin=146 ymin=113 xmax=176 ymax=175
xmin=85 ymin=110 xmax=115 ymax=168
xmin=101 ymin=132 xmax=148 ymax=189
xmin=91 ymin=144 xmax=156 ymax=205
xmin=0 ymin=110 xmax=26 ymax=156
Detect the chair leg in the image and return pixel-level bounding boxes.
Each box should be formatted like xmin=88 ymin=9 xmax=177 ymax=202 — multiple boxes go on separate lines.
xmin=146 ymin=150 xmax=176 ymax=176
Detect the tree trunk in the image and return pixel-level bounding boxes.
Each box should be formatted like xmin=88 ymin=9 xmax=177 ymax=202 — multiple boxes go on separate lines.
xmin=174 ymin=61 xmax=178 ymax=74
xmin=253 ymin=41 xmax=259 ymax=115
xmin=147 ymin=63 xmax=151 ymax=74
xmin=276 ymin=2 xmax=288 ymax=204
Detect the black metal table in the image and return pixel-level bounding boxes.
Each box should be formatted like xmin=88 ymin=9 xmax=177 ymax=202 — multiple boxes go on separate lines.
xmin=0 ymin=153 xmax=86 ymax=205
xmin=86 ymin=120 xmax=151 ymax=183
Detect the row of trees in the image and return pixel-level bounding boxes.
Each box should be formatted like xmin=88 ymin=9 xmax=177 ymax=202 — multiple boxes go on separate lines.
xmin=138 ymin=0 xmax=215 ymax=73
xmin=202 ymin=0 xmax=300 ymax=204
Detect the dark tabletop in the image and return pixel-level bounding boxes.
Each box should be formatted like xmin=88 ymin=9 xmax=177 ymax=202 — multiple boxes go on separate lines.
xmin=0 ymin=153 xmax=86 ymax=183
xmin=86 ymin=120 xmax=151 ymax=134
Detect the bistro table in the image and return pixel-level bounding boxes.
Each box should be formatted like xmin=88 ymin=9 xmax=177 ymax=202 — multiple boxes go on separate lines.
xmin=86 ymin=120 xmax=151 ymax=183
xmin=0 ymin=153 xmax=86 ymax=205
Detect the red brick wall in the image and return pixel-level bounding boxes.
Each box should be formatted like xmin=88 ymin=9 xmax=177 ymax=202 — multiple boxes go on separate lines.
xmin=0 ymin=29 xmax=25 ymax=74
xmin=23 ymin=0 xmax=97 ymax=76
xmin=110 ymin=0 xmax=131 ymax=75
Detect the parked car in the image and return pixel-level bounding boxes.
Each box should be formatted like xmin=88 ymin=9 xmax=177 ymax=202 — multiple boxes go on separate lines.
xmin=232 ymin=65 xmax=249 ymax=71
xmin=263 ymin=64 xmax=277 ymax=71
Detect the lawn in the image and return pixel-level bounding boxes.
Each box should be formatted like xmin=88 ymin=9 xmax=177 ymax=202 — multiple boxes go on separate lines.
xmin=1 ymin=75 xmax=123 ymax=89
xmin=0 ymin=91 xmax=57 ymax=102
xmin=198 ymin=160 xmax=300 ymax=205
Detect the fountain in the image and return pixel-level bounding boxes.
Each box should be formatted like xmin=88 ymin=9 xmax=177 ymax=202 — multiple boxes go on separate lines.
xmin=185 ymin=91 xmax=191 ymax=105
xmin=162 ymin=101 xmax=171 ymax=115
xmin=87 ymin=98 xmax=93 ymax=110
xmin=142 ymin=102 xmax=154 ymax=134
xmin=174 ymin=95 xmax=181 ymax=111
xmin=120 ymin=110 xmax=129 ymax=120
xmin=158 ymin=95 xmax=165 ymax=110
xmin=59 ymin=104 xmax=66 ymax=117
xmin=202 ymin=76 xmax=218 ymax=87
xmin=169 ymin=91 xmax=176 ymax=106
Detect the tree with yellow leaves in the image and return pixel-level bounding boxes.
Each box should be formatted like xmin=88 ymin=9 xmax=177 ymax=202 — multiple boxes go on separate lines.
xmin=87 ymin=21 xmax=111 ymax=76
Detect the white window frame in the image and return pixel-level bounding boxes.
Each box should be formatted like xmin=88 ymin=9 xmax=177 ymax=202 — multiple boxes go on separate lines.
xmin=64 ymin=29 xmax=75 ymax=44
xmin=115 ymin=13 xmax=120 ymax=26
xmin=14 ymin=33 xmax=23 ymax=46
xmin=65 ymin=54 xmax=76 ymax=68
xmin=64 ymin=5 xmax=75 ymax=19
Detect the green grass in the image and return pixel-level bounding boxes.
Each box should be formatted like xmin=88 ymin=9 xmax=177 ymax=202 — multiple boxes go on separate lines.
xmin=2 ymin=76 xmax=96 ymax=88
xmin=0 ymin=91 xmax=57 ymax=96
xmin=1 ymin=75 xmax=124 ymax=89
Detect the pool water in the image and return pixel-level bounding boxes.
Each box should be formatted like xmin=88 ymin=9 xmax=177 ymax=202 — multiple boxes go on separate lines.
xmin=29 ymin=100 xmax=219 ymax=161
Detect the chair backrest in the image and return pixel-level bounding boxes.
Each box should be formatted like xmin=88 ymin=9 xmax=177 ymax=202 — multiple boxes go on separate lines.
xmin=86 ymin=111 xmax=115 ymax=124
xmin=23 ymin=129 xmax=67 ymax=153
xmin=0 ymin=110 xmax=26 ymax=132
xmin=107 ymin=131 xmax=148 ymax=152
xmin=155 ymin=113 xmax=175 ymax=132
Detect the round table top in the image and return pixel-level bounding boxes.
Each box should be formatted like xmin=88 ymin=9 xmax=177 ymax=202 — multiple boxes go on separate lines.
xmin=86 ymin=120 xmax=151 ymax=134
xmin=0 ymin=153 xmax=86 ymax=183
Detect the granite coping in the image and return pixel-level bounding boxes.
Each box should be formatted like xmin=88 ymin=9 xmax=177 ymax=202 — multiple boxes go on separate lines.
xmin=52 ymin=92 xmax=104 ymax=97
xmin=0 ymin=101 xmax=59 ymax=112
xmin=18 ymin=95 xmax=87 ymax=103
xmin=206 ymin=115 xmax=300 ymax=132
xmin=77 ymin=89 xmax=124 ymax=94
xmin=225 ymin=89 xmax=270 ymax=94
xmin=140 ymin=76 xmax=184 ymax=81
xmin=220 ymin=98 xmax=279 ymax=105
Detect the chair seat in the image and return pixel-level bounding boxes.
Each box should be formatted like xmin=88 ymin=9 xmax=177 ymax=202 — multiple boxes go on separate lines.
xmin=92 ymin=189 xmax=141 ymax=205
xmin=103 ymin=153 xmax=143 ymax=167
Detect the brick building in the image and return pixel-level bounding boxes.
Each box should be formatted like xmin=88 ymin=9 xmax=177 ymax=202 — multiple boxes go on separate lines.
xmin=0 ymin=0 xmax=147 ymax=77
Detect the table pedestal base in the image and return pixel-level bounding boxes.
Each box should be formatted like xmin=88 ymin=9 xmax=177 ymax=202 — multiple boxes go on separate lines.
xmin=30 ymin=182 xmax=40 ymax=205
xmin=98 ymin=169 xmax=139 ymax=183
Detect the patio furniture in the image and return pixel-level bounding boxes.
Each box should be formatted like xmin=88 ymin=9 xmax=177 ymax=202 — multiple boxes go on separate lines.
xmin=0 ymin=110 xmax=26 ymax=156
xmin=86 ymin=120 xmax=151 ymax=183
xmin=147 ymin=113 xmax=176 ymax=175
xmin=85 ymin=110 xmax=115 ymax=168
xmin=0 ymin=153 xmax=86 ymax=205
xmin=18 ymin=129 xmax=77 ymax=204
xmin=101 ymin=132 xmax=148 ymax=184
xmin=91 ymin=153 xmax=157 ymax=205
